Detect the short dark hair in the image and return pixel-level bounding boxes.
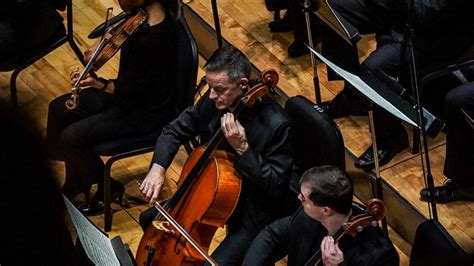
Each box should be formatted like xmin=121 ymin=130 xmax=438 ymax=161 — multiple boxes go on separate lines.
xmin=204 ymin=45 xmax=251 ymax=83
xmin=300 ymin=165 xmax=353 ymax=215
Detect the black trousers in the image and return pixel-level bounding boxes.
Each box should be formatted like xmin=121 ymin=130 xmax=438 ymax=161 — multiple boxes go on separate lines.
xmin=46 ymin=88 xmax=139 ymax=196
xmin=322 ymin=0 xmax=408 ymax=144
xmin=444 ymin=82 xmax=474 ymax=186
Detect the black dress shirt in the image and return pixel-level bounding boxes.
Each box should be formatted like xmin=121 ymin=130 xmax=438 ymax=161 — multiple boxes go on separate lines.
xmin=243 ymin=206 xmax=400 ymax=266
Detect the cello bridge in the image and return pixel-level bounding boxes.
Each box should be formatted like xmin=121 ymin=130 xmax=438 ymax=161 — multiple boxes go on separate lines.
xmin=152 ymin=221 xmax=175 ymax=234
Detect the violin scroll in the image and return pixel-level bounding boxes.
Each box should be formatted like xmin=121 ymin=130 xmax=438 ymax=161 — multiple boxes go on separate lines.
xmin=366 ymin=198 xmax=386 ymax=221
xmin=65 ymin=92 xmax=79 ymax=110
xmin=343 ymin=198 xmax=386 ymax=237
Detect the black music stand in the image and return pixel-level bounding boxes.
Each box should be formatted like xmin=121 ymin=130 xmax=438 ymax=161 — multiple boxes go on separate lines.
xmin=301 ymin=0 xmax=360 ymax=104
xmin=404 ymin=0 xmax=439 ymax=220
xmin=308 ymin=47 xmax=445 ymax=233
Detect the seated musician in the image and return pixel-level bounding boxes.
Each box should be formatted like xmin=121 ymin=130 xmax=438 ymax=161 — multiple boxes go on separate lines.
xmin=45 ymin=0 xmax=180 ymax=214
xmin=319 ymin=0 xmax=474 ymax=170
xmin=138 ymin=45 xmax=293 ymax=264
xmin=243 ymin=165 xmax=399 ymax=266
xmin=420 ymin=81 xmax=474 ymax=203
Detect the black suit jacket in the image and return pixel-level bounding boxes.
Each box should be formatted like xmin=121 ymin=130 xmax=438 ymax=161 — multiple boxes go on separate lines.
xmin=243 ymin=206 xmax=400 ymax=266
xmin=152 ymin=91 xmax=293 ymax=235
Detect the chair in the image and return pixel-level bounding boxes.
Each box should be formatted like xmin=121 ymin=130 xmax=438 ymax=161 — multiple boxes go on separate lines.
xmin=93 ymin=11 xmax=199 ymax=232
xmin=0 ymin=0 xmax=83 ymax=108
xmin=410 ymin=219 xmax=471 ymax=266
xmin=284 ymin=95 xmax=346 ymax=212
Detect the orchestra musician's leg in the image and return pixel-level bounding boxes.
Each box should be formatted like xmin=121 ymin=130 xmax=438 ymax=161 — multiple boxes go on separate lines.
xmin=60 ymin=107 xmax=137 ymax=213
xmin=354 ymin=42 xmax=409 ymax=169
xmin=46 ymin=89 xmax=113 ymax=199
xmin=205 ymin=225 xmax=255 ymax=266
xmin=420 ymin=82 xmax=474 ymax=203
xmin=319 ymin=0 xmax=393 ymax=117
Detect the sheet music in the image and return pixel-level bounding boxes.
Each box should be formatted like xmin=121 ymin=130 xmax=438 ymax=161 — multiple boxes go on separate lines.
xmin=63 ymin=195 xmax=120 ymax=266
xmin=307 ymin=46 xmax=417 ymax=127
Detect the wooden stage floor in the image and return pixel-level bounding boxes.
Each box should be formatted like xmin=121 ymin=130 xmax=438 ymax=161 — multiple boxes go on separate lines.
xmin=1 ymin=0 xmax=472 ymax=263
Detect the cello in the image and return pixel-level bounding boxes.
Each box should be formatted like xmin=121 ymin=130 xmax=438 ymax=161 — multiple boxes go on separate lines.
xmin=135 ymin=69 xmax=280 ymax=265
xmin=305 ymin=198 xmax=386 ymax=266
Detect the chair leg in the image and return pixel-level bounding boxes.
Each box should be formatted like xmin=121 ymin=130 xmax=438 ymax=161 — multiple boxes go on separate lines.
xmin=68 ymin=37 xmax=86 ymax=66
xmin=104 ymin=158 xmax=114 ymax=232
xmin=9 ymin=69 xmax=20 ymax=109
xmin=412 ymin=127 xmax=420 ymax=154
xmin=273 ymin=8 xmax=281 ymax=21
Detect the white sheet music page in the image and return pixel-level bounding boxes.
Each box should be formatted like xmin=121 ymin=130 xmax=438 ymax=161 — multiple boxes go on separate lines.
xmin=63 ymin=195 xmax=120 ymax=266
xmin=307 ymin=46 xmax=416 ymax=127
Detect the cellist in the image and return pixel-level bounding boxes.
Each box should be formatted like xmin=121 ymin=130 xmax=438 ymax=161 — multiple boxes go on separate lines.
xmin=139 ymin=45 xmax=293 ymax=265
xmin=46 ymin=0 xmax=180 ymax=213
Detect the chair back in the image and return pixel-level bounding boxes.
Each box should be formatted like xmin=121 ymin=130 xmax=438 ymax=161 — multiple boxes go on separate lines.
xmin=284 ymin=95 xmax=345 ymax=193
xmin=172 ymin=11 xmax=199 ymax=113
xmin=410 ymin=219 xmax=471 ymax=266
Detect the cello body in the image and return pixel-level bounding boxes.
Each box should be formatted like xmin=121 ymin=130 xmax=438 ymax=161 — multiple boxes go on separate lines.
xmin=136 ymin=147 xmax=242 ymax=265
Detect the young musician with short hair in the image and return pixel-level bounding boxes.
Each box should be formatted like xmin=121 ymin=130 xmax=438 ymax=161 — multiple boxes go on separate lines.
xmin=243 ymin=165 xmax=399 ymax=266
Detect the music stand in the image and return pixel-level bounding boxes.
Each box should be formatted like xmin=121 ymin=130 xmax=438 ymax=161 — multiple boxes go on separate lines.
xmin=301 ymin=0 xmax=361 ymax=104
xmin=308 ymin=47 xmax=445 ymax=233
xmin=63 ymin=195 xmax=136 ymax=266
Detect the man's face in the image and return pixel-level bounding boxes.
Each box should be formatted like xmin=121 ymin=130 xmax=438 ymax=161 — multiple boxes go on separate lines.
xmin=206 ymin=71 xmax=246 ymax=111
xmin=298 ymin=184 xmax=323 ymax=221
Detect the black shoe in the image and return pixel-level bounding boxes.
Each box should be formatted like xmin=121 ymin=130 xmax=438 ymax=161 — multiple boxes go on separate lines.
xmin=269 ymin=19 xmax=292 ymax=32
xmin=269 ymin=11 xmax=292 ymax=32
xmin=420 ymin=180 xmax=474 ymax=203
xmin=80 ymin=181 xmax=125 ymax=216
xmin=323 ymin=90 xmax=368 ymax=119
xmin=62 ymin=184 xmax=91 ymax=203
xmin=288 ymin=41 xmax=309 ymax=58
xmin=355 ymin=133 xmax=408 ymax=170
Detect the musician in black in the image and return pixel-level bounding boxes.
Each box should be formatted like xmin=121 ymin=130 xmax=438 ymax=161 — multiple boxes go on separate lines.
xmin=45 ymin=0 xmax=180 ymax=214
xmin=139 ymin=45 xmax=293 ymax=265
xmin=319 ymin=0 xmax=474 ymax=169
xmin=243 ymin=165 xmax=399 ymax=266
xmin=420 ymin=82 xmax=474 ymax=203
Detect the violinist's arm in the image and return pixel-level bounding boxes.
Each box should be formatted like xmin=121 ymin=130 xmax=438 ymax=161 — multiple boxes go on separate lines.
xmin=70 ymin=67 xmax=114 ymax=93
xmin=242 ymin=216 xmax=291 ymax=265
xmin=84 ymin=32 xmax=112 ymax=62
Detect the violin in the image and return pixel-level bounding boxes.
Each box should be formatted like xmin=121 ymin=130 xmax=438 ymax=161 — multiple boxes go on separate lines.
xmin=65 ymin=9 xmax=147 ymax=110
xmin=305 ymin=198 xmax=386 ymax=266
xmin=135 ymin=69 xmax=279 ymax=266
